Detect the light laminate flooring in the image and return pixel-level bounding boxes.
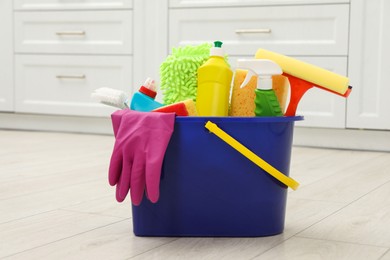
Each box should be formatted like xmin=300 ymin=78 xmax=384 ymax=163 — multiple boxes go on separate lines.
xmin=1 ymin=130 xmax=390 ymax=260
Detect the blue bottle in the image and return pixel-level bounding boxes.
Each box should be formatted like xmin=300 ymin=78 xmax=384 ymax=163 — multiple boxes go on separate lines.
xmin=130 ymin=78 xmax=163 ymax=112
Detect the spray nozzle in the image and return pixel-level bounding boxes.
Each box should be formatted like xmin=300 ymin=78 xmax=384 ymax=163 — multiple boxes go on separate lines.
xmin=239 ymin=68 xmax=257 ymax=89
xmin=237 ymin=59 xmax=282 ymax=90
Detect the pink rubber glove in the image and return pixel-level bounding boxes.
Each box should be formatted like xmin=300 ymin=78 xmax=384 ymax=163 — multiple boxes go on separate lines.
xmin=109 ymin=110 xmax=175 ymax=205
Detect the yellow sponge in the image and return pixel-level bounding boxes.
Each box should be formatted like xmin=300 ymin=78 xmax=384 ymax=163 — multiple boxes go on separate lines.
xmin=229 ymin=69 xmax=256 ymax=117
xmin=153 ymin=99 xmax=197 ymax=116
xmin=229 ymin=70 xmax=289 ymax=116
xmin=183 ymin=99 xmax=198 ymax=116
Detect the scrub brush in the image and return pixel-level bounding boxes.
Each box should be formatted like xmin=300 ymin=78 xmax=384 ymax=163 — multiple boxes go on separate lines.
xmin=91 ymin=87 xmax=129 ymax=109
xmin=160 ymin=43 xmax=212 ymax=105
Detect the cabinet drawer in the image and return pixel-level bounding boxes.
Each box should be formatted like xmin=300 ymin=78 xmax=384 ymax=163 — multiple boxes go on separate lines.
xmin=14 ymin=0 xmax=132 ymax=10
xmin=15 ymin=55 xmax=133 ymax=117
xmin=170 ymin=0 xmax=349 ymax=8
xmin=14 ymin=11 xmax=133 ymax=55
xmin=169 ymin=5 xmax=349 ymax=56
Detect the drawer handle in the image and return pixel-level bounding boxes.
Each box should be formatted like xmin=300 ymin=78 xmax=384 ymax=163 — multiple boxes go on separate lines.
xmin=56 ymin=31 xmax=86 ymax=36
xmin=235 ymin=29 xmax=272 ymax=34
xmin=56 ymin=74 xmax=86 ymax=79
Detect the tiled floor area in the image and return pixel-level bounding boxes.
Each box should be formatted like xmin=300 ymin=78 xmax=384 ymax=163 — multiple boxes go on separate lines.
xmin=1 ymin=130 xmax=390 ymax=259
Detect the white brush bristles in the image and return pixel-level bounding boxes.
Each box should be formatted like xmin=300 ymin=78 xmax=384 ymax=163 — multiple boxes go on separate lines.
xmin=91 ymin=87 xmax=129 ymax=109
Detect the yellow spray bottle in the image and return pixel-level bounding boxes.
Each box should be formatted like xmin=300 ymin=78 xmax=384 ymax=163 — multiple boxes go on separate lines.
xmin=196 ymin=41 xmax=233 ymax=116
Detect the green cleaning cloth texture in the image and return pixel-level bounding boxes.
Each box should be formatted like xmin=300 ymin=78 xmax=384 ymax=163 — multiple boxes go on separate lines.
xmin=160 ymin=43 xmax=212 ymax=105
xmin=109 ymin=109 xmax=175 ymax=205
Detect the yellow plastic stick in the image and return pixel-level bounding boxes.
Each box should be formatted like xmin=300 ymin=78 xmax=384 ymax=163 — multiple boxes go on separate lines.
xmin=205 ymin=121 xmax=299 ymax=190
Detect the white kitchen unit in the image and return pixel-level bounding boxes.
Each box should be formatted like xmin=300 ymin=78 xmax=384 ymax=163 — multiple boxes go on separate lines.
xmin=14 ymin=11 xmax=133 ymax=55
xmin=14 ymin=55 xmax=132 ymax=117
xmin=13 ymin=0 xmax=133 ymax=10
xmin=169 ymin=0 xmax=348 ymax=7
xmin=0 ymin=0 xmax=14 ymax=111
xmin=169 ymin=5 xmax=349 ymax=56
xmin=13 ymin=4 xmax=133 ymax=117
xmin=168 ymin=2 xmax=350 ymax=128
xmin=347 ymin=0 xmax=390 ymax=130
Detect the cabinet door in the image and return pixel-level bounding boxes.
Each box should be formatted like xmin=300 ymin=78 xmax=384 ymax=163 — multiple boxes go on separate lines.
xmin=347 ymin=0 xmax=390 ymax=130
xmin=14 ymin=0 xmax=133 ymax=10
xmin=0 ymin=0 xmax=14 ymax=111
xmin=15 ymin=55 xmax=133 ymax=117
xmin=169 ymin=5 xmax=349 ymax=56
xmin=169 ymin=0 xmax=348 ymax=8
xmin=14 ymin=11 xmax=133 ymax=55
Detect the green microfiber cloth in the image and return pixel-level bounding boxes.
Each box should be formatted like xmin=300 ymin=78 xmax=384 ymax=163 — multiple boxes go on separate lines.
xmin=160 ymin=43 xmax=212 ymax=105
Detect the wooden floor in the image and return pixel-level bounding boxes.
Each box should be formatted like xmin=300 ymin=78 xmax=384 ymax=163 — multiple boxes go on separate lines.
xmin=1 ymin=129 xmax=390 ymax=260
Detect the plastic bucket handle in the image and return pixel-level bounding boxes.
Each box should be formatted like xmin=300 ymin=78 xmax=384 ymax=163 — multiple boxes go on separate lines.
xmin=205 ymin=121 xmax=299 ymax=190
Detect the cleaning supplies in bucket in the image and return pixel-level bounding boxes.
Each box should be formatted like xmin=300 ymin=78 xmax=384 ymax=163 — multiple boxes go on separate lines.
xmin=130 ymin=78 xmax=163 ymax=112
xmin=236 ymin=59 xmax=284 ymax=117
xmin=99 ymin=42 xmax=356 ymax=238
xmin=196 ymin=41 xmax=233 ymax=116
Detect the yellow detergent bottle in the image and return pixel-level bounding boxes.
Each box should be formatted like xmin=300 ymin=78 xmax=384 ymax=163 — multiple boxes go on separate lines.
xmin=197 ymin=41 xmax=233 ymax=116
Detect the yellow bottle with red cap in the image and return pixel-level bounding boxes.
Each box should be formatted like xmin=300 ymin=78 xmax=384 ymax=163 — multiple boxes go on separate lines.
xmin=196 ymin=41 xmax=233 ymax=116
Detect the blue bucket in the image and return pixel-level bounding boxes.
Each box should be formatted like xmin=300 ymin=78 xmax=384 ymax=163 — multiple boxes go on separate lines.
xmin=132 ymin=116 xmax=303 ymax=237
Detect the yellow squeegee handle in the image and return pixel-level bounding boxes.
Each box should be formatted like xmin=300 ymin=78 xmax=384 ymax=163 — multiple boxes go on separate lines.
xmin=205 ymin=121 xmax=299 ymax=190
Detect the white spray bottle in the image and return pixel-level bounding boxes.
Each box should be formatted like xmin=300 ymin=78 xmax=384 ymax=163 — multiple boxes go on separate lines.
xmin=237 ymin=59 xmax=283 ymax=116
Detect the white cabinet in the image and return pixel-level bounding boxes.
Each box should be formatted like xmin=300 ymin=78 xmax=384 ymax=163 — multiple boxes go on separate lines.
xmin=12 ymin=1 xmax=134 ymax=117
xmin=14 ymin=11 xmax=133 ymax=55
xmin=169 ymin=5 xmax=349 ymax=56
xmin=169 ymin=0 xmax=349 ymax=8
xmin=347 ymin=0 xmax=390 ymax=130
xmin=15 ymin=55 xmax=132 ymax=116
xmin=169 ymin=3 xmax=350 ymax=128
xmin=14 ymin=0 xmax=133 ymax=10
xmin=0 ymin=0 xmax=14 ymax=111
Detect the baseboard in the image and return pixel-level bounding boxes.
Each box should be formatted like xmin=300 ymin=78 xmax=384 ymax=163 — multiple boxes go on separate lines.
xmin=0 ymin=112 xmax=113 ymax=135
xmin=293 ymin=126 xmax=390 ymax=152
